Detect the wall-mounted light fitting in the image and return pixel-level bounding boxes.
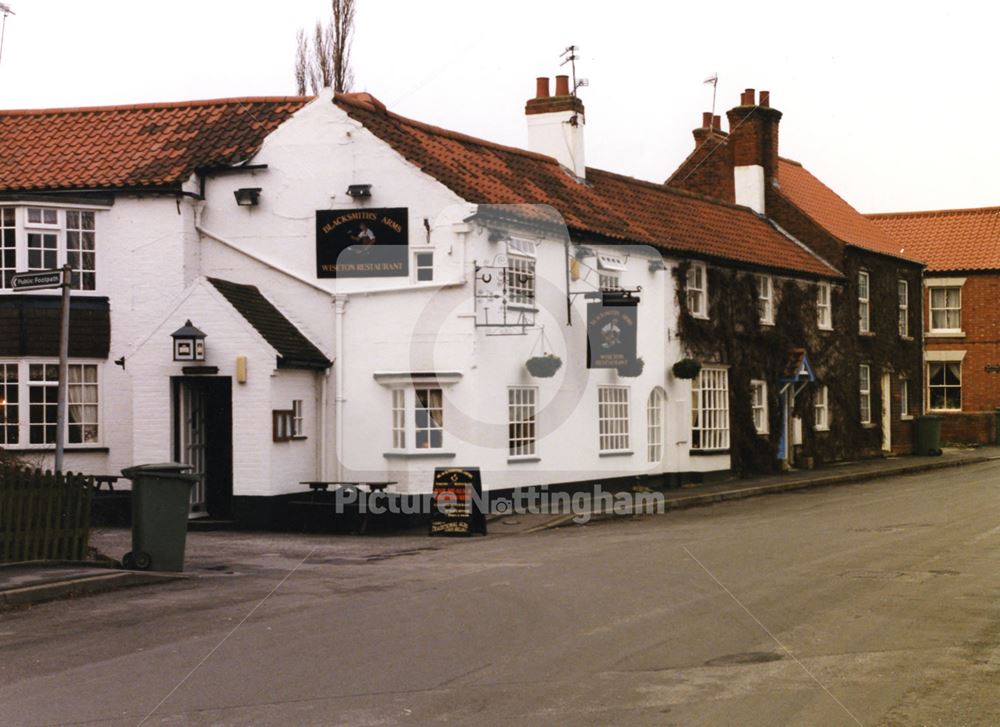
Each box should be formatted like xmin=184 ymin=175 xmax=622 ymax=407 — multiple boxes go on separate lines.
xmin=171 ymin=320 xmax=207 ymax=362
xmin=234 ymin=187 xmax=261 ymax=207
xmin=346 ymin=184 xmax=372 ymax=199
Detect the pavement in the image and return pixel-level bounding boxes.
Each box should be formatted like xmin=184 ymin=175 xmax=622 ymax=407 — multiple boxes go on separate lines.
xmin=2 ymin=445 xmax=997 ymax=610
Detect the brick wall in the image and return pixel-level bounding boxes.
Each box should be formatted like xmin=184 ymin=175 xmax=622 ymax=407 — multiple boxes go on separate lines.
xmin=938 ymin=412 xmax=997 ymax=446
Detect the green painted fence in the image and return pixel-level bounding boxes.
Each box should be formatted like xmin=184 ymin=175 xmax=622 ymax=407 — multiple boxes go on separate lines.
xmin=0 ymin=466 xmax=92 ymax=563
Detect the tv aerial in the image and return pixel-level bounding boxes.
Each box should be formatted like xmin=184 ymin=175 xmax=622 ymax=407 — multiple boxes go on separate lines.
xmin=560 ymin=45 xmax=588 ymax=96
xmin=0 ymin=3 xmax=13 ymax=66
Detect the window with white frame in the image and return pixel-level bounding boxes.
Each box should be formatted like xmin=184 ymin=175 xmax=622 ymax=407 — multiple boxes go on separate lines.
xmin=415 ymin=251 xmax=434 ymax=282
xmin=898 ymin=280 xmax=909 ymax=337
xmin=751 ymin=380 xmax=768 ymax=434
xmin=928 ymin=362 xmax=961 ymax=411
xmin=391 ymin=389 xmax=406 ymax=449
xmin=2 ymin=207 xmax=99 ymax=291
xmin=814 ymin=385 xmax=830 ymax=431
xmin=598 ymin=385 xmax=630 ymax=452
xmin=67 ymin=364 xmax=99 ymax=444
xmin=597 ymin=254 xmax=625 ymax=291
xmin=756 ymin=275 xmax=774 ymax=325
xmin=0 ymin=363 xmax=18 ymax=445
xmin=0 ymin=208 xmax=14 ymax=289
xmin=28 ymin=363 xmax=60 ymax=444
xmin=507 ymin=387 xmax=537 ymax=457
xmin=858 ymin=271 xmax=870 ymax=333
xmin=859 ymin=364 xmax=872 ymax=424
xmin=647 ymin=388 xmax=665 ymax=463
xmin=817 ymin=282 xmax=832 ymax=330
xmin=929 ymin=287 xmax=962 ymax=332
xmin=291 ymin=399 xmax=305 ymax=438
xmin=691 ymin=366 xmax=730 ymax=450
xmin=686 ymin=263 xmax=708 ymax=318
xmin=506 ymin=239 xmax=536 ymax=307
xmin=900 ymin=377 xmax=911 ymax=419
xmin=415 ymin=388 xmax=444 ymax=449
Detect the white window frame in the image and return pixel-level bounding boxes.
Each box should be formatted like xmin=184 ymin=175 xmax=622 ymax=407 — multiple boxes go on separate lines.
xmin=756 ymin=274 xmax=774 ymax=325
xmin=751 ymin=379 xmax=768 ymax=434
xmin=646 ymin=387 xmax=665 ymax=463
xmin=898 ymin=279 xmax=909 ymax=338
xmin=0 ymin=208 xmax=15 ymax=290
xmin=414 ymin=250 xmax=434 ymax=283
xmin=691 ymin=366 xmax=730 ymax=450
xmin=814 ymin=385 xmax=830 ymax=431
xmin=507 ymin=386 xmax=537 ymax=458
xmin=927 ymin=361 xmax=962 ymax=412
xmin=414 ymin=387 xmax=444 ymax=450
xmin=816 ymin=282 xmax=832 ymax=330
xmin=598 ymin=385 xmax=631 ymax=453
xmin=928 ymin=285 xmax=963 ymax=334
xmin=0 ymin=362 xmax=20 ymax=446
xmin=859 ymin=364 xmax=872 ymax=424
xmin=900 ymin=377 xmax=912 ymax=420
xmin=2 ymin=206 xmax=100 ymax=292
xmin=858 ymin=271 xmax=870 ymax=334
xmin=686 ymin=263 xmax=708 ymax=319
xmin=291 ymin=399 xmax=305 ymax=438
xmin=390 ymin=389 xmax=406 ymax=449
xmin=506 ymin=238 xmax=536 ymax=309
xmin=0 ymin=360 xmax=102 ymax=448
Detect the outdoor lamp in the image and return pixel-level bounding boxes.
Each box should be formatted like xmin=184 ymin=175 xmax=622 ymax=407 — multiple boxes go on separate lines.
xmin=171 ymin=320 xmax=207 ymax=362
xmin=234 ymin=187 xmax=261 ymax=206
xmin=346 ymin=183 xmax=372 ymax=199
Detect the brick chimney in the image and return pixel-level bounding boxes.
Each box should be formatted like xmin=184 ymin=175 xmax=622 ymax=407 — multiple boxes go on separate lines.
xmin=692 ymin=112 xmax=724 ymax=146
xmin=525 ymin=75 xmax=586 ymax=178
xmin=726 ymin=88 xmax=782 ymax=215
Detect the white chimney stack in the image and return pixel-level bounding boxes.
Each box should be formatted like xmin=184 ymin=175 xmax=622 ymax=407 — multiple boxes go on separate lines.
xmin=525 ymin=75 xmax=586 ymax=179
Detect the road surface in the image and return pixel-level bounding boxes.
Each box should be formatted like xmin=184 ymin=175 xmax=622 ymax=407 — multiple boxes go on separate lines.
xmin=2 ymin=460 xmax=1000 ymax=726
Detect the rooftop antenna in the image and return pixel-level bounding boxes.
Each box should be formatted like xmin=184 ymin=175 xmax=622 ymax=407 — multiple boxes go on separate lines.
xmin=560 ymin=45 xmax=588 ymax=97
xmin=0 ymin=3 xmax=13 ymax=65
xmin=703 ymin=72 xmax=719 ymax=119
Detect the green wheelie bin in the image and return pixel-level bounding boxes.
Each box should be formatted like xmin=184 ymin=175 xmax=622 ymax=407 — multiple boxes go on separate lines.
xmin=122 ymin=463 xmax=198 ymax=572
xmin=914 ymin=415 xmax=943 ymax=456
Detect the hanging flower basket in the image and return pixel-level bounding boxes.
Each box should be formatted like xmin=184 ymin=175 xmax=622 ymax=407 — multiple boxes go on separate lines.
xmin=672 ymin=358 xmax=702 ymax=380
xmin=526 ymin=354 xmax=562 ymax=378
xmin=617 ymin=357 xmax=645 ymax=378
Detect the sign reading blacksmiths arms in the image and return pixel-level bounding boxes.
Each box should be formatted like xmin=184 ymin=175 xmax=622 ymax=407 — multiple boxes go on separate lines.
xmin=316 ymin=208 xmax=409 ymax=278
xmin=586 ymin=298 xmax=638 ymax=369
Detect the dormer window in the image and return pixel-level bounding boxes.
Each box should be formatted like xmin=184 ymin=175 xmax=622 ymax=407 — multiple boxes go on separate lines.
xmin=2 ymin=207 xmax=98 ymax=291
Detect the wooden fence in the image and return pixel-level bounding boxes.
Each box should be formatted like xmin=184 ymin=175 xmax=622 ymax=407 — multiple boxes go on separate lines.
xmin=0 ymin=466 xmax=92 ymax=563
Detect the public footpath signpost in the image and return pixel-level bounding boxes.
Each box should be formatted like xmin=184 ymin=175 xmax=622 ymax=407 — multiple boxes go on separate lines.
xmin=10 ymin=265 xmax=72 ymax=471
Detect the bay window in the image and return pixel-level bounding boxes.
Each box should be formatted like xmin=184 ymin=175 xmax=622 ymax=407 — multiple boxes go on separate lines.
xmin=0 ymin=361 xmax=101 ymax=447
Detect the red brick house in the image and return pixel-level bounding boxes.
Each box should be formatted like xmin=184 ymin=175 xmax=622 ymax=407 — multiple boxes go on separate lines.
xmin=869 ymin=207 xmax=1000 ymax=444
xmin=666 ymin=89 xmax=925 ymax=460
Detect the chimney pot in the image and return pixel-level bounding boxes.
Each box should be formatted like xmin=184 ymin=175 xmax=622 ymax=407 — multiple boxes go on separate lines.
xmin=555 ymin=75 xmax=570 ymax=96
xmin=740 ymin=88 xmax=756 ymax=106
xmin=535 ymin=77 xmax=550 ymax=99
xmin=759 ymin=90 xmax=770 ymax=107
xmin=702 ymin=111 xmax=713 ymax=128
xmin=713 ymin=115 xmax=722 ymax=131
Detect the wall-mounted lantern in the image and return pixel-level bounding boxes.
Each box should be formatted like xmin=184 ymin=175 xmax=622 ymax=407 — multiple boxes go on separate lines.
xmin=346 ymin=183 xmax=372 ymax=199
xmin=234 ymin=187 xmax=262 ymax=207
xmin=171 ymin=320 xmax=206 ymax=362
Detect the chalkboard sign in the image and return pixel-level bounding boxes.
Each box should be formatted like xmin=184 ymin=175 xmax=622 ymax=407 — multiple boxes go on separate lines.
xmin=430 ymin=467 xmax=487 ymax=537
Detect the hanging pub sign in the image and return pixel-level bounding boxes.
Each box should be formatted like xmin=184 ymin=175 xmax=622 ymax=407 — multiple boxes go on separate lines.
xmin=429 ymin=466 xmax=487 ymax=537
xmin=587 ymin=296 xmax=638 ymax=369
xmin=315 ymin=208 xmax=409 ymax=278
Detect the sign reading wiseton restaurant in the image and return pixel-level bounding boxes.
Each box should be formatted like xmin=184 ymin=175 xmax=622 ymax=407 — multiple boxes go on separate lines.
xmin=316 ymin=208 xmax=409 ymax=278
xmin=586 ymin=299 xmax=638 ymax=369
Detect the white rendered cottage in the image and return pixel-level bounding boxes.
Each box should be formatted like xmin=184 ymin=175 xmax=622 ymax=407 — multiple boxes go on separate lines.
xmin=0 ymin=81 xmax=837 ymax=524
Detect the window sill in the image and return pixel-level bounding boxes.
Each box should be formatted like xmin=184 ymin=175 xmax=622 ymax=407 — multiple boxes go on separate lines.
xmin=817 ymin=325 xmax=833 ymax=332
xmin=927 ymin=409 xmax=962 ymax=414
xmin=507 ymin=455 xmax=541 ymax=464
xmin=862 ymin=423 xmax=876 ymax=429
xmin=901 ymin=415 xmax=914 ymax=421
xmin=506 ymin=303 xmax=539 ymax=313
xmin=814 ymin=426 xmax=830 ymax=433
xmin=859 ymin=331 xmax=876 ymax=337
xmin=2 ymin=446 xmax=110 ymax=454
xmin=690 ymin=448 xmax=730 ymax=456
xmin=383 ymin=450 xmax=456 ymax=460
xmin=926 ymin=330 xmax=965 ymax=339
xmin=756 ymin=430 xmax=769 ymax=436
xmin=689 ymin=312 xmax=709 ymax=321
xmin=598 ymin=450 xmax=634 ymax=457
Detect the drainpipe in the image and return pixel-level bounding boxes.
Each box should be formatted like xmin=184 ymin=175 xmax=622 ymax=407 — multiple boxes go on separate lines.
xmin=318 ymin=368 xmax=331 ymax=480
xmin=334 ymin=295 xmax=348 ymax=480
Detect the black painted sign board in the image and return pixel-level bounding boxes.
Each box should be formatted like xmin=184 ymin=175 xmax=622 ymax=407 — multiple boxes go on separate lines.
xmin=586 ymin=298 xmax=638 ymax=369
xmin=430 ymin=467 xmax=487 ymax=537
xmin=316 ymin=207 xmax=409 ymax=278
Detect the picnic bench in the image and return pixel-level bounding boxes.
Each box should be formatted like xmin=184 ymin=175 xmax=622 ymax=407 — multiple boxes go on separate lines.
xmin=292 ymin=481 xmax=397 ymax=534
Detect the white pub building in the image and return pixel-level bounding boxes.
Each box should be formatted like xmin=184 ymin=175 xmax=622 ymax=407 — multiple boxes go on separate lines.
xmin=0 ymin=78 xmax=837 ymax=525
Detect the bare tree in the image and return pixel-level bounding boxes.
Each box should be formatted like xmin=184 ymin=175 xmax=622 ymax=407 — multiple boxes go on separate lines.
xmin=294 ymin=0 xmax=355 ymax=95
xmin=294 ymin=28 xmax=309 ymax=95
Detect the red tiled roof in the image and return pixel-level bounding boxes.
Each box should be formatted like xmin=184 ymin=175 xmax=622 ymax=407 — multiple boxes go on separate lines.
xmin=867 ymin=207 xmax=1000 ymax=272
xmin=335 ymin=94 xmax=839 ymax=279
xmin=777 ymin=158 xmax=913 ymax=260
xmin=0 ymin=97 xmax=310 ymax=192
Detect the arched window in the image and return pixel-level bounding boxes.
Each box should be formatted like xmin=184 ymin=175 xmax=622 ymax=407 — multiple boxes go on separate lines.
xmin=647 ymin=387 xmax=666 ymax=463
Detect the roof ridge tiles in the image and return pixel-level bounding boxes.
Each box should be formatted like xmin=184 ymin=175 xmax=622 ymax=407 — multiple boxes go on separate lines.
xmin=0 ymin=96 xmax=312 ymax=116
xmin=867 ymin=206 xmax=1000 ymax=220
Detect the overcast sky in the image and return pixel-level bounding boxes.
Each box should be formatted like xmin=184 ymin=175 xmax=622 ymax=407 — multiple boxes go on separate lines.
xmin=1 ymin=1 xmax=997 ymax=214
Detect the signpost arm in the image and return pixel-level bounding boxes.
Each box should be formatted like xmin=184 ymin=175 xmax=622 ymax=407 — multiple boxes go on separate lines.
xmin=55 ymin=264 xmax=71 ymax=472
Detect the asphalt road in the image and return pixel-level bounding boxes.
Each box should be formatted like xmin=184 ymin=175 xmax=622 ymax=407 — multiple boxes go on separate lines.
xmin=2 ymin=460 xmax=1000 ymax=726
